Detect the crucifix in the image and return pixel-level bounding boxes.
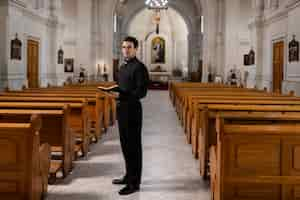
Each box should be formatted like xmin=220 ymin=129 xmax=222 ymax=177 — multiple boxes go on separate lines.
xmin=145 ymin=0 xmax=169 ymax=34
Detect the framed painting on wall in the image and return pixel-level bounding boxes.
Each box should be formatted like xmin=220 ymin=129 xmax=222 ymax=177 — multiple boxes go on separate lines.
xmin=151 ymin=37 xmax=165 ymax=64
xmin=64 ymin=58 xmax=74 ymax=73
xmin=249 ymin=49 xmax=255 ymax=65
xmin=11 ymin=34 xmax=22 ymax=60
xmin=244 ymin=54 xmax=250 ymax=66
xmin=289 ymin=35 xmax=299 ymax=62
xmin=58 ymin=47 xmax=64 ymax=64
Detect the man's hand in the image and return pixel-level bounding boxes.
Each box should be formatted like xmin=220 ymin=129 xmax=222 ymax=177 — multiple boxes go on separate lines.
xmin=107 ymin=91 xmax=119 ymax=99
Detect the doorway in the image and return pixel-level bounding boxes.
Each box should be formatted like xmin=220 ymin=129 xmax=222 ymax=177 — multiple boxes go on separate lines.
xmin=272 ymin=41 xmax=284 ymax=93
xmin=27 ymin=39 xmax=39 ymax=88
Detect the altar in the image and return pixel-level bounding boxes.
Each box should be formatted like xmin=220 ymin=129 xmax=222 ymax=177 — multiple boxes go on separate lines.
xmin=149 ymin=71 xmax=172 ymax=83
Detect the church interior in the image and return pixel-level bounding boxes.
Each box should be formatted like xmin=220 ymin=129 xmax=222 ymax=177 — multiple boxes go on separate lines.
xmin=1 ymin=0 xmax=300 ymax=199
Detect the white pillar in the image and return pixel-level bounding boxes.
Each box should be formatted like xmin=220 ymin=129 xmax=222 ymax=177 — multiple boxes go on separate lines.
xmin=75 ymin=0 xmax=93 ymax=78
xmin=0 ymin=1 xmax=9 ymax=89
xmin=216 ymin=0 xmax=225 ymax=76
xmin=253 ymin=0 xmax=264 ymax=88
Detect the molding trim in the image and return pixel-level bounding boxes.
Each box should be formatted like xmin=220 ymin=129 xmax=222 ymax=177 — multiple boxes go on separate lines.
xmin=9 ymin=0 xmax=26 ymax=8
xmin=264 ymin=10 xmax=288 ymax=26
xmin=64 ymin=40 xmax=77 ymax=46
xmin=8 ymin=1 xmax=64 ymax=29
xmin=286 ymin=0 xmax=300 ymax=11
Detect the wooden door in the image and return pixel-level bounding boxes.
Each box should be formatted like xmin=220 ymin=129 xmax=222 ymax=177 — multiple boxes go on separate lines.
xmin=273 ymin=41 xmax=284 ymax=93
xmin=27 ymin=40 xmax=39 ymax=88
xmin=113 ymin=59 xmax=119 ymax=82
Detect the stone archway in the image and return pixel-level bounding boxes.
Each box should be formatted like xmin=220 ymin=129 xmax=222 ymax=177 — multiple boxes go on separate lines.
xmin=113 ymin=0 xmax=203 ymax=77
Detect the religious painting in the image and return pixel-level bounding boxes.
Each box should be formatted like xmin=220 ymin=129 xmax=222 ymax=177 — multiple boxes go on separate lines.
xmin=151 ymin=37 xmax=165 ymax=64
xmin=249 ymin=49 xmax=255 ymax=65
xmin=244 ymin=54 xmax=250 ymax=66
xmin=58 ymin=47 xmax=64 ymax=64
xmin=11 ymin=34 xmax=22 ymax=60
xmin=289 ymin=35 xmax=299 ymax=62
xmin=64 ymin=58 xmax=74 ymax=73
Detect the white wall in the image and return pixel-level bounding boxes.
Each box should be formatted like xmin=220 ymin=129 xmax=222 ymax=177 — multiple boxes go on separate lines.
xmin=249 ymin=0 xmax=300 ymax=94
xmin=0 ymin=1 xmax=9 ymax=88
xmin=5 ymin=1 xmax=62 ymax=89
xmin=283 ymin=4 xmax=300 ymax=94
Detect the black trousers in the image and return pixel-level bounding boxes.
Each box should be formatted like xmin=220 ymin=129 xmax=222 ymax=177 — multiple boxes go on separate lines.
xmin=117 ymin=100 xmax=142 ymax=186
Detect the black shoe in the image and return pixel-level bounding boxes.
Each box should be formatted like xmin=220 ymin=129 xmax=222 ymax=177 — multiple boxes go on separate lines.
xmin=112 ymin=177 xmax=127 ymax=185
xmin=118 ymin=184 xmax=140 ymax=195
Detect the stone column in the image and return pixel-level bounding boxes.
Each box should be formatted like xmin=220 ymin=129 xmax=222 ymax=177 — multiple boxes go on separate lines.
xmin=188 ymin=32 xmax=201 ymax=72
xmin=0 ymin=1 xmax=9 ymax=89
xmin=46 ymin=0 xmax=64 ymax=86
xmin=216 ymin=0 xmax=225 ymax=76
xmin=91 ymin=0 xmax=101 ymax=77
xmin=253 ymin=0 xmax=264 ymax=88
xmin=76 ymin=0 xmax=93 ymax=78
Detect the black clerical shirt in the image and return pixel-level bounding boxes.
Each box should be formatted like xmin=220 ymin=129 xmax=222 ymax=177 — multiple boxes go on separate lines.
xmin=117 ymin=57 xmax=149 ymax=102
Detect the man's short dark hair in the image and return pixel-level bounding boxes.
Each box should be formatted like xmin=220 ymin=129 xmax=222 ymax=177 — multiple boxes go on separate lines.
xmin=123 ymin=36 xmax=139 ymax=48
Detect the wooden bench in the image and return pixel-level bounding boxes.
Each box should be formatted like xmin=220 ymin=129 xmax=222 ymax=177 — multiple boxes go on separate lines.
xmin=2 ymin=89 xmax=115 ymax=131
xmin=0 ymin=101 xmax=89 ymax=158
xmin=0 ymin=114 xmax=51 ymax=200
xmin=180 ymin=91 xmax=280 ymax=127
xmin=0 ymin=96 xmax=102 ymax=142
xmin=184 ymin=94 xmax=300 ymax=133
xmin=22 ymin=86 xmax=117 ymax=129
xmin=0 ymin=107 xmax=74 ymax=182
xmin=210 ymin=114 xmax=300 ymax=200
xmin=194 ymin=105 xmax=300 ymax=179
xmin=183 ymin=94 xmax=289 ymax=140
xmin=168 ymin=82 xmax=241 ymax=105
xmin=23 ymin=87 xmax=116 ymax=128
xmin=188 ymin=98 xmax=300 ymax=145
xmin=175 ymin=89 xmax=271 ymax=121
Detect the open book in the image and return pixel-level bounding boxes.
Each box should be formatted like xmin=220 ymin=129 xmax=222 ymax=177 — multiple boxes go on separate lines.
xmin=97 ymin=84 xmax=119 ymax=92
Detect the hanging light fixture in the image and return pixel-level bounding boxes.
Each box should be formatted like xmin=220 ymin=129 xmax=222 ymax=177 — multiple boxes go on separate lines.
xmin=145 ymin=0 xmax=169 ymax=34
xmin=145 ymin=0 xmax=169 ymax=9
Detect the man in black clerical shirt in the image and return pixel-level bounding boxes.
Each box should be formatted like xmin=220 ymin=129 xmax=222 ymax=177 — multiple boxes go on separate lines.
xmin=112 ymin=36 xmax=149 ymax=195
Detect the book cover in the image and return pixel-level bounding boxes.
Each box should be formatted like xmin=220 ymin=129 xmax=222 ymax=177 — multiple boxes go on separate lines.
xmin=97 ymin=84 xmax=119 ymax=92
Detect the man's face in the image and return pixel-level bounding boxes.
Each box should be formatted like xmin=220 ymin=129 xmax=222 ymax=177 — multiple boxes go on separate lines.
xmin=122 ymin=41 xmax=137 ymax=59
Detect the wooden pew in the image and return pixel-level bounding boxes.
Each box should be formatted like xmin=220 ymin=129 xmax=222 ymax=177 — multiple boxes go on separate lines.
xmin=180 ymin=91 xmax=277 ymax=127
xmin=0 ymin=96 xmax=102 ymax=141
xmin=194 ymin=105 xmax=300 ymax=179
xmin=210 ymin=114 xmax=300 ymax=200
xmin=0 ymin=114 xmax=51 ymax=200
xmin=168 ymin=82 xmax=240 ymax=105
xmin=22 ymin=88 xmax=116 ymax=127
xmin=188 ymin=98 xmax=300 ymax=145
xmin=184 ymin=94 xmax=300 ymax=132
xmin=175 ymin=89 xmax=270 ymax=120
xmin=182 ymin=93 xmax=284 ymax=141
xmin=1 ymin=90 xmax=115 ymax=130
xmin=0 ymin=107 xmax=74 ymax=182
xmin=0 ymin=101 xmax=89 ymax=158
xmin=21 ymin=86 xmax=117 ymax=129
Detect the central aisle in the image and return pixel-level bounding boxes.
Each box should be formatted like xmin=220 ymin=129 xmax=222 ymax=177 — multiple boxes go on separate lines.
xmin=47 ymin=91 xmax=210 ymax=200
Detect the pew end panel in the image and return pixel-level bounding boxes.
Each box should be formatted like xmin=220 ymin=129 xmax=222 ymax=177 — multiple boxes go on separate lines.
xmin=0 ymin=114 xmax=48 ymax=200
xmin=213 ymin=117 xmax=300 ymax=200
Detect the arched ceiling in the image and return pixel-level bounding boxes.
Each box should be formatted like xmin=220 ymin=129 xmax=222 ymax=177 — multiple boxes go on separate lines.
xmin=114 ymin=0 xmax=202 ymax=34
xmin=127 ymin=7 xmax=188 ymax=39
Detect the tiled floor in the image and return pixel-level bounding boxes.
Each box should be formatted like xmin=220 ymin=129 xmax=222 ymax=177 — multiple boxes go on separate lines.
xmin=47 ymin=90 xmax=210 ymax=200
